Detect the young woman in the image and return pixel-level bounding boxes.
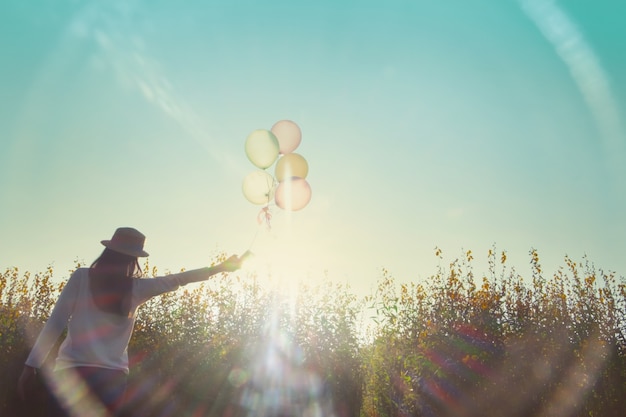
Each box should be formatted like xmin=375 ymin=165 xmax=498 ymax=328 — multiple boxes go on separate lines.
xmin=17 ymin=227 xmax=245 ymax=416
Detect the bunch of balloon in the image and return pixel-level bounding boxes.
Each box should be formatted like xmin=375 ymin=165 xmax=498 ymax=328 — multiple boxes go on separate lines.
xmin=242 ymin=120 xmax=312 ymax=228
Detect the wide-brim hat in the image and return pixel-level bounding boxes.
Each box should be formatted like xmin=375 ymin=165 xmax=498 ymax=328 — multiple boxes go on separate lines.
xmin=101 ymin=227 xmax=149 ymax=257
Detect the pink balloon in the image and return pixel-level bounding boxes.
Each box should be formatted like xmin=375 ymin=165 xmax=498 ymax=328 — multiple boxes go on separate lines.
xmin=274 ymin=177 xmax=312 ymax=211
xmin=271 ymin=120 xmax=302 ymax=154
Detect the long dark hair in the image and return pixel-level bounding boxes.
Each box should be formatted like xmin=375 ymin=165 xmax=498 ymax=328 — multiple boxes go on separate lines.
xmin=89 ymin=248 xmax=143 ymax=317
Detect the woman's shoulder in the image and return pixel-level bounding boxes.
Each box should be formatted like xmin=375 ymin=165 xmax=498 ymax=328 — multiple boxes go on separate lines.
xmin=67 ymin=267 xmax=90 ymax=281
xmin=72 ymin=267 xmax=90 ymax=275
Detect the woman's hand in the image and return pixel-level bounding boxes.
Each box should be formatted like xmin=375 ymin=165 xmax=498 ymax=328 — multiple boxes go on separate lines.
xmin=177 ymin=253 xmax=253 ymax=285
xmin=17 ymin=365 xmax=37 ymax=401
xmin=221 ymin=252 xmax=251 ymax=272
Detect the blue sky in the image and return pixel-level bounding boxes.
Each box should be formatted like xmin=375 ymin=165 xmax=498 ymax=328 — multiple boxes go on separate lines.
xmin=1 ymin=0 xmax=625 ymax=296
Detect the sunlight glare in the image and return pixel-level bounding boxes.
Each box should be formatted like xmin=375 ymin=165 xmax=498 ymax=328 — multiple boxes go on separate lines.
xmin=245 ymin=231 xmax=310 ymax=299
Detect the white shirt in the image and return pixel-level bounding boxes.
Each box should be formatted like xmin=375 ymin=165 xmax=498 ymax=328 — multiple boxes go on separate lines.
xmin=25 ymin=268 xmax=193 ymax=373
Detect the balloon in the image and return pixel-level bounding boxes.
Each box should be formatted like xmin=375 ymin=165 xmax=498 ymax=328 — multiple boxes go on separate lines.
xmin=245 ymin=130 xmax=280 ymax=169
xmin=242 ymin=170 xmax=276 ymax=205
xmin=275 ymin=177 xmax=312 ymax=211
xmin=274 ymin=153 xmax=309 ymax=182
xmin=271 ymin=120 xmax=302 ymax=154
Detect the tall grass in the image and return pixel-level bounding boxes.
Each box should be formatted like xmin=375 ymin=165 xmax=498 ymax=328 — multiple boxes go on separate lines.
xmin=362 ymin=247 xmax=626 ymax=417
xmin=1 ymin=248 xmax=624 ymax=416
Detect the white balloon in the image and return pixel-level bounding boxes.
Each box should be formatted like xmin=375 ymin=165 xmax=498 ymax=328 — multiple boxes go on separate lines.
xmin=242 ymin=170 xmax=276 ymax=205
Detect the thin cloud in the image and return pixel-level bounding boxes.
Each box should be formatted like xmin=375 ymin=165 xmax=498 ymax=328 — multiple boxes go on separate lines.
xmin=69 ymin=1 xmax=239 ymax=172
xmin=520 ymin=0 xmax=625 ymax=176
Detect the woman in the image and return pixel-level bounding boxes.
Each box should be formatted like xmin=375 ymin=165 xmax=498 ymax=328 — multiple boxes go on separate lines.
xmin=17 ymin=227 xmax=245 ymax=416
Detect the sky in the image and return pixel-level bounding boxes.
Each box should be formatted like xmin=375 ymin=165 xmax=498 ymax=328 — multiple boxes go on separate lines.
xmin=1 ymin=0 xmax=625 ymax=297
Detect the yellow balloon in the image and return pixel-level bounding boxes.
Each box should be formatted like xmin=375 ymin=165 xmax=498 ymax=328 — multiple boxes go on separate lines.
xmin=274 ymin=153 xmax=309 ymax=182
xmin=242 ymin=170 xmax=276 ymax=205
xmin=245 ymin=129 xmax=280 ymax=169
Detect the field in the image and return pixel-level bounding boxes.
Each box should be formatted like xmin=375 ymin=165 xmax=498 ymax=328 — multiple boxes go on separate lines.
xmin=2 ymin=248 xmax=625 ymax=417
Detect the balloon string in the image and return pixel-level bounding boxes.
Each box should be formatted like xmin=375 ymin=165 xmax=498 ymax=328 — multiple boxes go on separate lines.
xmin=247 ymin=225 xmax=261 ymax=252
xmin=248 ymin=205 xmax=272 ymax=251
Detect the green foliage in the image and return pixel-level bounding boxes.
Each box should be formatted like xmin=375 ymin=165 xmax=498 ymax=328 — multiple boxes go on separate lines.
xmin=1 ymin=248 xmax=625 ymax=417
xmin=362 ymin=247 xmax=626 ymax=417
xmin=0 ymin=265 xmax=63 ymax=416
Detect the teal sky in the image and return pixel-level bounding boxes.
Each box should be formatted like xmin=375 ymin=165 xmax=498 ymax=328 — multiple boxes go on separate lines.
xmin=1 ymin=0 xmax=625 ymax=295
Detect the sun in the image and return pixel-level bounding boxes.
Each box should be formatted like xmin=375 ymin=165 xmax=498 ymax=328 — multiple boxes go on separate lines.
xmin=241 ymin=213 xmax=329 ymax=300
xmin=245 ymin=234 xmax=313 ymax=293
